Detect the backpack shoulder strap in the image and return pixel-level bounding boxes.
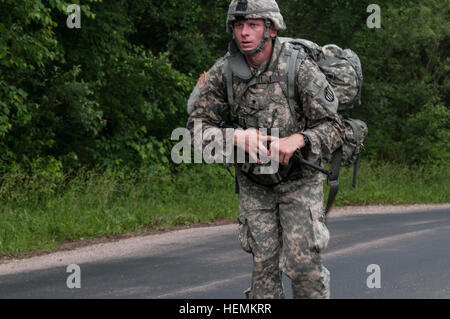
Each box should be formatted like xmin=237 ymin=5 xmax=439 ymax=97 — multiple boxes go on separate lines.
xmin=223 ymin=58 xmax=234 ymax=111
xmin=286 ymin=43 xmax=307 ymax=123
xmin=287 ymin=46 xmax=300 ymax=122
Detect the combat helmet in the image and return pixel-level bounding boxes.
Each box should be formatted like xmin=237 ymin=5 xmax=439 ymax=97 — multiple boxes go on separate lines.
xmin=227 ymin=0 xmax=286 ymax=55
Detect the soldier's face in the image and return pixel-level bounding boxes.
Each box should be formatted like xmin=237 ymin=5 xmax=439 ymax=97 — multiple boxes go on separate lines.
xmin=233 ymin=19 xmax=267 ymax=51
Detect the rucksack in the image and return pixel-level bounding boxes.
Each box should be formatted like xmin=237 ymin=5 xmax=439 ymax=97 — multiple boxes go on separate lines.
xmin=279 ymin=37 xmax=368 ymax=215
xmin=279 ymin=38 xmax=367 ymax=157
xmin=222 ymin=38 xmax=368 ymax=215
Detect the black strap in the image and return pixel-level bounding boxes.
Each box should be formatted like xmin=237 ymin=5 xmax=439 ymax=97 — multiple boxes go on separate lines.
xmin=240 ymin=163 xmax=283 ymax=187
xmin=325 ymin=148 xmax=342 ymax=218
xmin=352 ymin=154 xmax=360 ymax=188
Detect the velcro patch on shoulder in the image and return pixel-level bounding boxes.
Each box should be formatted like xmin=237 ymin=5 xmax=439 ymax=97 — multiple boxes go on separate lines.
xmin=307 ymin=71 xmax=327 ymax=93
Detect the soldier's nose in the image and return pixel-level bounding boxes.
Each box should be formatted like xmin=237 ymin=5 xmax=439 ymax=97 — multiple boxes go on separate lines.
xmin=241 ymin=24 xmax=250 ymax=36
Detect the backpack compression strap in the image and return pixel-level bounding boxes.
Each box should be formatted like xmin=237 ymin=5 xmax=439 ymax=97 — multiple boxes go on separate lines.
xmin=325 ymin=147 xmax=342 ymax=219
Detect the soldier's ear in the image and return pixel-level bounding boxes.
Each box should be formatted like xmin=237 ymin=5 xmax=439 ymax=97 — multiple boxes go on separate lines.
xmin=269 ymin=24 xmax=278 ymax=38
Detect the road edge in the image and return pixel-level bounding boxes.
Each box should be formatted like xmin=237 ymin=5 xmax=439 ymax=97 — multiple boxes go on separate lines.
xmin=1 ymin=203 xmax=449 ymax=273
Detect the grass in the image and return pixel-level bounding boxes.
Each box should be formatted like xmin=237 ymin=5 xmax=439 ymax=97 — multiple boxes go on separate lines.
xmin=329 ymin=161 xmax=449 ymax=205
xmin=0 ymin=161 xmax=448 ymax=257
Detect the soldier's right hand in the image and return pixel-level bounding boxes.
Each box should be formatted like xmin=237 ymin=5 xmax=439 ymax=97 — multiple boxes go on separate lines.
xmin=233 ymin=128 xmax=277 ymax=164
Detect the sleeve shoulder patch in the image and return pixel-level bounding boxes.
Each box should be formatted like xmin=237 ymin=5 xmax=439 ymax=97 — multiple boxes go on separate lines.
xmin=198 ymin=71 xmax=207 ymax=89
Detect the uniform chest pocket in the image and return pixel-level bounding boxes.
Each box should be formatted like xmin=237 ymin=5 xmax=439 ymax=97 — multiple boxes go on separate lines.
xmin=241 ymin=97 xmax=277 ymax=129
xmin=237 ymin=95 xmax=261 ymax=118
xmin=237 ymin=92 xmax=265 ymax=128
xmin=245 ymin=93 xmax=267 ymax=111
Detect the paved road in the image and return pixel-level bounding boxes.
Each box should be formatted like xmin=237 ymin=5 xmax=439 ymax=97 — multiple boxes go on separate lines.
xmin=1 ymin=207 xmax=449 ymax=299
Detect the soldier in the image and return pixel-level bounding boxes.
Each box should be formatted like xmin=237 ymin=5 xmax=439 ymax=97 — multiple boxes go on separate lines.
xmin=187 ymin=0 xmax=344 ymax=299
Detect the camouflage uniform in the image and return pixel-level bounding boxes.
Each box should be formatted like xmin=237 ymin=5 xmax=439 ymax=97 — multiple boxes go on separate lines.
xmin=187 ymin=0 xmax=343 ymax=299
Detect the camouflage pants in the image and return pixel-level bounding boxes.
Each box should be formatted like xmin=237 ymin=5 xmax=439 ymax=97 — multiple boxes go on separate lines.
xmin=236 ymin=170 xmax=330 ymax=299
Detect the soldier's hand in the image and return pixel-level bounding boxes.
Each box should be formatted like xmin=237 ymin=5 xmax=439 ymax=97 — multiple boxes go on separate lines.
xmin=233 ymin=128 xmax=276 ymax=164
xmin=270 ymin=133 xmax=306 ymax=166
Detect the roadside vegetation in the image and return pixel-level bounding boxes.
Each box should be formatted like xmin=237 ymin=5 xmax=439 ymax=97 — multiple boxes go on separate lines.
xmin=1 ymin=161 xmax=448 ymax=257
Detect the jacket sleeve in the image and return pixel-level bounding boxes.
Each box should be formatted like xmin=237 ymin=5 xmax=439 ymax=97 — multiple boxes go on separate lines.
xmin=186 ymin=57 xmax=234 ymax=164
xmin=296 ymin=57 xmax=344 ymax=163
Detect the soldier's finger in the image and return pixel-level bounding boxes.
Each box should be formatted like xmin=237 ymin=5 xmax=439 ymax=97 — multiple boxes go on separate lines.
xmin=248 ymin=150 xmax=260 ymax=164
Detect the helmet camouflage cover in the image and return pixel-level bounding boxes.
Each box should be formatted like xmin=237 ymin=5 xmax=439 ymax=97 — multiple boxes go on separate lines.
xmin=226 ymin=0 xmax=286 ymax=33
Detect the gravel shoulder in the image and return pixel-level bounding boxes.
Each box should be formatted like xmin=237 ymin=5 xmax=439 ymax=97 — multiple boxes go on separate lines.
xmin=1 ymin=203 xmax=449 ymax=276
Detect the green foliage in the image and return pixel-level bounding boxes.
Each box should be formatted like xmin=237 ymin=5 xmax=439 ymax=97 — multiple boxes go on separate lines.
xmin=0 ymin=0 xmax=192 ymax=172
xmin=349 ymin=1 xmax=449 ymax=165
xmin=128 ymin=0 xmax=230 ymax=75
xmin=0 ymin=0 xmax=448 ymax=176
xmin=1 ymin=162 xmax=448 ymax=256
xmin=403 ymin=102 xmax=449 ymax=165
xmin=279 ymin=0 xmax=449 ymax=166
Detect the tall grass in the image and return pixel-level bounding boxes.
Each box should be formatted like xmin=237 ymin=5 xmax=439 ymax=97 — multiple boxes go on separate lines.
xmin=0 ymin=161 xmax=448 ymax=257
xmin=330 ymin=161 xmax=449 ymax=205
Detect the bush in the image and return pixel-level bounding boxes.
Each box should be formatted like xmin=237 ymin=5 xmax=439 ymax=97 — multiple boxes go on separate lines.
xmin=403 ymin=102 xmax=450 ymax=165
xmin=0 ymin=0 xmax=193 ymax=172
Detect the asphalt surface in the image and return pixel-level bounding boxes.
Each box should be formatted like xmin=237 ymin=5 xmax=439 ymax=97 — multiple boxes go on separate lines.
xmin=1 ymin=206 xmax=450 ymax=299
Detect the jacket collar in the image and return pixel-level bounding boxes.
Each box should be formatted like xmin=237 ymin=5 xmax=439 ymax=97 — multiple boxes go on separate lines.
xmin=228 ymin=37 xmax=282 ymax=81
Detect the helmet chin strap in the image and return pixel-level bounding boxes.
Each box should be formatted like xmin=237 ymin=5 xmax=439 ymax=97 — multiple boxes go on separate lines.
xmin=234 ymin=19 xmax=272 ymax=56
